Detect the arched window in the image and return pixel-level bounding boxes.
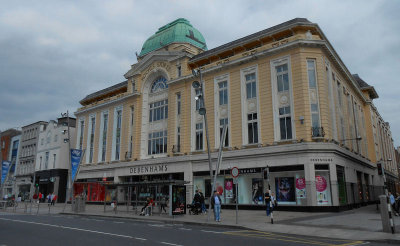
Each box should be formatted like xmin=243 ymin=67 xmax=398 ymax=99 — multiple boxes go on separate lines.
xmin=150 ymin=76 xmax=168 ymax=93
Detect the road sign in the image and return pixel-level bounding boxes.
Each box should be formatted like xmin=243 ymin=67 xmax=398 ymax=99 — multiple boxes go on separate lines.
xmin=231 ymin=167 xmax=239 ymax=178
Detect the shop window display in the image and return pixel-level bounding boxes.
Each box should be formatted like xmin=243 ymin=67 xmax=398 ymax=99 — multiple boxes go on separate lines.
xmin=315 ymin=171 xmax=332 ymax=206
xmin=251 ymin=178 xmax=264 ymax=204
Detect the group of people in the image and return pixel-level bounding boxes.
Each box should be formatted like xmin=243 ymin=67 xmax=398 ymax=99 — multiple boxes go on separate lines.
xmin=389 ymin=192 xmax=400 ymax=216
xmin=32 ymin=192 xmax=57 ymax=204
xmin=264 ymin=190 xmax=276 ymax=217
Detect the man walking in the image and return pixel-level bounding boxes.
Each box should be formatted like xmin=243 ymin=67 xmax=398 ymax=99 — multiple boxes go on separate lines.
xmin=211 ymin=191 xmax=222 ymax=222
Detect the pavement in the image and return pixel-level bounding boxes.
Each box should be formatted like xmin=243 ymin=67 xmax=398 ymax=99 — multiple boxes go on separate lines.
xmin=3 ymin=201 xmax=400 ymax=244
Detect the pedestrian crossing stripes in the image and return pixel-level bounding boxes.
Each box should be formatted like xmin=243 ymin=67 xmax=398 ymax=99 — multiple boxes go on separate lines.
xmin=222 ymin=230 xmax=366 ymax=246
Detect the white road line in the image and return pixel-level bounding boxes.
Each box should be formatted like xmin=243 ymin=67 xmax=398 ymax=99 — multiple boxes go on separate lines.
xmin=134 ymin=237 xmax=147 ymax=241
xmin=148 ymin=224 xmax=165 ymax=227
xmin=160 ymin=242 xmax=183 ymax=246
xmin=200 ymin=230 xmax=224 ymax=234
xmin=0 ymin=217 xmax=134 ymax=239
xmin=113 ymin=221 xmax=124 ymax=224
xmin=92 ymin=219 xmax=104 ymax=222
xmin=178 ymin=228 xmax=191 ymax=231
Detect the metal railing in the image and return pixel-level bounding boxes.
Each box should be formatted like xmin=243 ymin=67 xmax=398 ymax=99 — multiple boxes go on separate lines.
xmin=311 ymin=127 xmax=325 ymax=138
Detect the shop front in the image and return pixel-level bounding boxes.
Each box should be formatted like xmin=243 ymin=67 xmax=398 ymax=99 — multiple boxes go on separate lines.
xmin=35 ymin=169 xmax=68 ymax=203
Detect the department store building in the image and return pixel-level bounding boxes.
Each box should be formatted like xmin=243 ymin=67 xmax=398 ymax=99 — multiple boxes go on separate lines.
xmin=74 ymin=18 xmax=398 ymax=211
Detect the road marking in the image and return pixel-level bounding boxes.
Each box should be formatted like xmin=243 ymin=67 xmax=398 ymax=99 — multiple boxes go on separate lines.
xmin=0 ymin=217 xmax=136 ymax=240
xmin=200 ymin=230 xmax=224 ymax=234
xmin=178 ymin=228 xmax=191 ymax=231
xmin=134 ymin=237 xmax=147 ymax=241
xmin=160 ymin=242 xmax=183 ymax=246
xmin=113 ymin=221 xmax=124 ymax=224
xmin=148 ymin=224 xmax=165 ymax=227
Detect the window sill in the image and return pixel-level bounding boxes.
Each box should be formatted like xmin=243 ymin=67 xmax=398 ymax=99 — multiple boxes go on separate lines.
xmin=241 ymin=143 xmax=261 ymax=149
xmin=190 ymin=151 xmax=205 ymax=155
xmin=273 ymin=140 xmax=294 ymax=145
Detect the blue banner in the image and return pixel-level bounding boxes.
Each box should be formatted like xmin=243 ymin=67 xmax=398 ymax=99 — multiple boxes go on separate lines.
xmin=71 ymin=149 xmax=82 ymax=182
xmin=1 ymin=161 xmax=11 ymax=185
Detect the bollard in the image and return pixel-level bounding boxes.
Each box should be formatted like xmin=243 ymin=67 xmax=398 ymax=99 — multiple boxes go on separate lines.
xmin=379 ymin=195 xmax=395 ymax=233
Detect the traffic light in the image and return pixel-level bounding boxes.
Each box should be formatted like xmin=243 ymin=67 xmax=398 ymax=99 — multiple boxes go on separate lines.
xmin=377 ymin=163 xmax=383 ymax=175
xmin=263 ymin=167 xmax=269 ymax=180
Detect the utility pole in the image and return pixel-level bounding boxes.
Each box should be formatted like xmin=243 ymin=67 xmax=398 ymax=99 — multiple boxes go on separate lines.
xmin=62 ymin=111 xmax=72 ymax=212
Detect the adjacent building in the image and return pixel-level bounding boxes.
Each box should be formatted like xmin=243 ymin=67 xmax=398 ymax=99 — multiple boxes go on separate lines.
xmin=0 ymin=129 xmax=21 ymax=196
xmin=34 ymin=117 xmax=76 ymax=203
xmin=74 ymin=18 xmax=398 ymax=210
xmin=15 ymin=121 xmax=48 ymax=199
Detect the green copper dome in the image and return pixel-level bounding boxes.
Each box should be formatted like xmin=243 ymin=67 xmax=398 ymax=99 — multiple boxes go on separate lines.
xmin=139 ymin=18 xmax=207 ymax=57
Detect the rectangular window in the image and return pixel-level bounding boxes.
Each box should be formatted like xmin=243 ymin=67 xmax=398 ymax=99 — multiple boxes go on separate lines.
xmin=307 ymin=60 xmax=320 ymax=130
xmin=337 ymin=82 xmax=342 ymax=106
xmin=195 ymin=123 xmax=204 ymax=150
xmin=79 ymin=120 xmax=84 ymax=150
xmin=219 ymin=118 xmax=229 ymax=147
xmin=39 ymin=157 xmax=42 ymax=170
xmin=101 ymin=113 xmax=108 ymax=162
xmin=115 ymin=110 xmax=122 ymax=160
xmin=177 ymin=93 xmax=181 ymax=115
xmin=279 ymin=106 xmax=292 ymax=140
xmin=147 ymin=130 xmax=168 ymax=155
xmin=218 ymin=81 xmax=228 ymax=105
xmin=195 ymin=89 xmax=202 ymax=110
xmin=53 ymin=154 xmax=56 ymax=169
xmin=177 ymin=66 xmax=182 ymax=77
xmin=247 ymin=113 xmax=258 ymax=144
xmin=89 ymin=116 xmax=95 ymax=163
xmin=177 ymin=127 xmax=181 ymax=152
xmin=149 ymin=99 xmax=168 ymax=122
xmin=45 ymin=152 xmax=49 ymax=169
xmin=276 ymin=64 xmax=289 ymax=92
xmin=245 ymin=73 xmax=257 ymax=99
xmin=129 ymin=107 xmax=134 ymax=157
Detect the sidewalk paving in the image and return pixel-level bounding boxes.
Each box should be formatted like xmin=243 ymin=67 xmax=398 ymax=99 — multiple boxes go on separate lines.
xmin=3 ymin=202 xmax=400 ymax=243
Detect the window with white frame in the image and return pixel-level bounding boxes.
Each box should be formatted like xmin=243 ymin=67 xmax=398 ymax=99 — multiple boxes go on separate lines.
xmin=88 ymin=116 xmax=96 ymax=163
xmin=149 ymin=99 xmax=168 ymax=122
xmin=195 ymin=123 xmax=203 ymax=150
xmin=39 ymin=157 xmax=42 ymax=170
xmin=177 ymin=93 xmax=181 ymax=115
xmin=53 ymin=154 xmax=56 ymax=169
xmin=115 ymin=109 xmax=122 ymax=160
xmin=246 ymin=73 xmax=257 ymax=99
xmin=218 ymin=81 xmax=228 ymax=105
xmin=307 ymin=60 xmax=321 ymax=136
xmin=195 ymin=88 xmax=202 ymax=111
xmin=45 ymin=152 xmax=49 ymax=169
xmin=279 ymin=106 xmax=292 ymax=140
xmin=78 ymin=119 xmax=84 ymax=150
xmin=148 ymin=130 xmax=167 ymax=155
xmin=247 ymin=113 xmax=258 ymax=144
xmin=100 ymin=112 xmax=108 ymax=162
xmin=219 ymin=118 xmax=229 ymax=147
xmin=177 ymin=126 xmax=181 ymax=152
xmin=276 ymin=64 xmax=289 ymax=92
xmin=177 ymin=66 xmax=182 ymax=77
xmin=241 ymin=66 xmax=259 ymax=145
xmin=271 ymin=57 xmax=294 ymax=141
xmin=128 ymin=106 xmax=134 ymax=158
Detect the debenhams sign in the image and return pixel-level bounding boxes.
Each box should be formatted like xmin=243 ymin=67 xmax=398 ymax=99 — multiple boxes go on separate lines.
xmin=129 ymin=164 xmax=168 ymax=175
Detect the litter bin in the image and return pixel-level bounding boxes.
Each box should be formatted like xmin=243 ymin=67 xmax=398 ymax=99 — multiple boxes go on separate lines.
xmin=72 ymin=197 xmax=86 ymax=213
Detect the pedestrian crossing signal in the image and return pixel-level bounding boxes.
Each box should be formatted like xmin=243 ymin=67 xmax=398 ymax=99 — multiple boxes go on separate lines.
xmin=377 ymin=163 xmax=383 ymax=175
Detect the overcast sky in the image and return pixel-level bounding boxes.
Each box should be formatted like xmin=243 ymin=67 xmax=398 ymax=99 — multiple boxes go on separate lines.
xmin=0 ymin=0 xmax=399 ymax=146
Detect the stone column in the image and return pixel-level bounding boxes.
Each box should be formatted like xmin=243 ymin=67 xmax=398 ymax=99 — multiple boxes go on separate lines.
xmin=305 ymin=163 xmax=316 ymax=206
xmin=329 ymin=164 xmax=339 ymax=206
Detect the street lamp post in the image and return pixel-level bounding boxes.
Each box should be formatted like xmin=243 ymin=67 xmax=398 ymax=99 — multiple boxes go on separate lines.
xmin=192 ymin=69 xmax=215 ymax=222
xmin=61 ymin=111 xmax=72 ymax=212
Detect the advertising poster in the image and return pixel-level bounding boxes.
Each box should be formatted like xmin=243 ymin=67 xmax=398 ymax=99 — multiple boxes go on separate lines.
xmin=252 ymin=178 xmax=264 ymax=204
xmin=275 ymin=177 xmax=295 ymax=202
xmin=296 ymin=177 xmax=306 ymax=199
xmin=1 ymin=161 xmax=10 ymax=185
xmin=316 ymin=174 xmax=330 ymax=205
xmin=224 ymin=179 xmax=233 ymax=199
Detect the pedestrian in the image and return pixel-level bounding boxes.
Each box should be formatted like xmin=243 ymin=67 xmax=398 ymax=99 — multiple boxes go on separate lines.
xmin=51 ymin=193 xmax=56 ymax=206
xmin=38 ymin=192 xmax=43 ymax=203
xmin=160 ymin=196 xmax=167 ymax=214
xmin=140 ymin=197 xmax=150 ymax=216
xmin=47 ymin=193 xmax=52 ymax=204
xmin=389 ymin=192 xmax=397 ymax=216
xmin=199 ymin=189 xmax=207 ymax=214
xmin=211 ymin=190 xmax=222 ymax=222
xmin=264 ymin=189 xmax=272 ymax=217
xmin=395 ymin=193 xmax=400 ymax=215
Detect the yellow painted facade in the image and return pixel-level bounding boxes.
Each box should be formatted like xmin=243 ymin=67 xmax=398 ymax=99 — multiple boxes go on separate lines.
xmin=74 ymin=18 xmax=398 ymax=206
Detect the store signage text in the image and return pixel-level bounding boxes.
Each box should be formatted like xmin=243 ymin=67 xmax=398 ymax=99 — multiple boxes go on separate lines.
xmin=310 ymin=158 xmax=333 ymax=163
xmin=239 ymin=168 xmax=259 ymax=174
xmin=129 ymin=165 xmax=168 ymax=174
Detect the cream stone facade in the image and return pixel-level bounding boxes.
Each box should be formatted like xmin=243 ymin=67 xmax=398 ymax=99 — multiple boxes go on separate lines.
xmin=74 ymin=18 xmax=398 ymax=210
